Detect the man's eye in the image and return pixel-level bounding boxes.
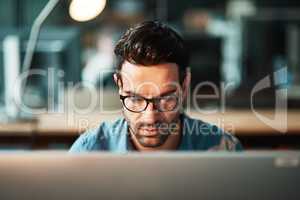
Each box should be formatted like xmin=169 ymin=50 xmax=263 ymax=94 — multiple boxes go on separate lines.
xmin=129 ymin=96 xmax=144 ymax=103
xmin=160 ymin=95 xmax=177 ymax=102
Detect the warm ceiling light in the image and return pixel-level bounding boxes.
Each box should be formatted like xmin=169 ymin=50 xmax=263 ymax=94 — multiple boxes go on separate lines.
xmin=69 ymin=0 xmax=106 ymax=22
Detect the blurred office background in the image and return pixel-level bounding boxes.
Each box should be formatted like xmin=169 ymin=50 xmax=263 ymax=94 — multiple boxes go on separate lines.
xmin=0 ymin=0 xmax=299 ymax=150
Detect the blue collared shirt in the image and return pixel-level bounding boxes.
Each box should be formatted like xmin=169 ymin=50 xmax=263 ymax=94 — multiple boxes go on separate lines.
xmin=69 ymin=114 xmax=242 ymax=152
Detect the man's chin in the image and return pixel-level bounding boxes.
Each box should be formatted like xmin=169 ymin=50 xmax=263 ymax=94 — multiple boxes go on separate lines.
xmin=137 ymin=134 xmax=169 ymax=148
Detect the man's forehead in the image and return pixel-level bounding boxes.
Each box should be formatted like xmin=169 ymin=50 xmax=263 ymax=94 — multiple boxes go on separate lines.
xmin=119 ymin=61 xmax=181 ymax=96
xmin=120 ymin=61 xmax=179 ymax=82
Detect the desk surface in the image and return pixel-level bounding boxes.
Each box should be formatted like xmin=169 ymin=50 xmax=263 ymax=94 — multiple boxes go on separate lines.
xmin=0 ymin=109 xmax=299 ymax=136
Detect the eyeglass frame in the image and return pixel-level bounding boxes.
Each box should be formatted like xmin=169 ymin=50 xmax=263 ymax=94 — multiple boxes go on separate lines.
xmin=119 ymin=93 xmax=181 ymax=113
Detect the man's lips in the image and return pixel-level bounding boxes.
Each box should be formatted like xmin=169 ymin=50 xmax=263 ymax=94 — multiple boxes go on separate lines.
xmin=139 ymin=128 xmax=159 ymax=137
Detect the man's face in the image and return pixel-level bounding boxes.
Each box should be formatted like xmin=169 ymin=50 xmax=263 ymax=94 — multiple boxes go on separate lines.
xmin=116 ymin=61 xmax=187 ymax=149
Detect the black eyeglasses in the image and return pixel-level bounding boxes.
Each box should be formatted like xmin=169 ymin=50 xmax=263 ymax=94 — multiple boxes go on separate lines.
xmin=120 ymin=94 xmax=179 ymax=113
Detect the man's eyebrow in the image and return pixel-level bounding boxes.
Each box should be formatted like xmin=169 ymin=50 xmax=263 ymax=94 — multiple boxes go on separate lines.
xmin=158 ymin=88 xmax=177 ymax=96
xmin=123 ymin=88 xmax=177 ymax=97
xmin=123 ymin=90 xmax=138 ymax=96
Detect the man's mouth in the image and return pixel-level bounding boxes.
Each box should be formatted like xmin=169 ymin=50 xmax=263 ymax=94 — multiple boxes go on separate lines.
xmin=139 ymin=128 xmax=160 ymax=137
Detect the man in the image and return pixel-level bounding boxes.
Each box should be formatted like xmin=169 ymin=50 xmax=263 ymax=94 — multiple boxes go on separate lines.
xmin=70 ymin=21 xmax=242 ymax=152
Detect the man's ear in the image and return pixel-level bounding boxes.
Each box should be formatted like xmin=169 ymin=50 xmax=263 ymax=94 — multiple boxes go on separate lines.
xmin=182 ymin=68 xmax=191 ymax=101
xmin=113 ymin=73 xmax=123 ymax=94
xmin=113 ymin=73 xmax=119 ymax=86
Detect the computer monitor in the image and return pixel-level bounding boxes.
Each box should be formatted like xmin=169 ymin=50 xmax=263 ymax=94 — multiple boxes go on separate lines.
xmin=241 ymin=16 xmax=299 ymax=85
xmin=0 ymin=151 xmax=299 ymax=200
xmin=184 ymin=32 xmax=221 ymax=86
xmin=0 ymin=26 xmax=82 ymax=109
xmin=229 ymin=14 xmax=300 ymax=108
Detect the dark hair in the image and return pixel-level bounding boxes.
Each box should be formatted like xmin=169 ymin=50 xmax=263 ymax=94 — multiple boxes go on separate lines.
xmin=114 ymin=21 xmax=189 ymax=82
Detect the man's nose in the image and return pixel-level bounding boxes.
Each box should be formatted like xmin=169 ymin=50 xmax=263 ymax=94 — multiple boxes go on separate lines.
xmin=142 ymin=101 xmax=159 ymax=123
